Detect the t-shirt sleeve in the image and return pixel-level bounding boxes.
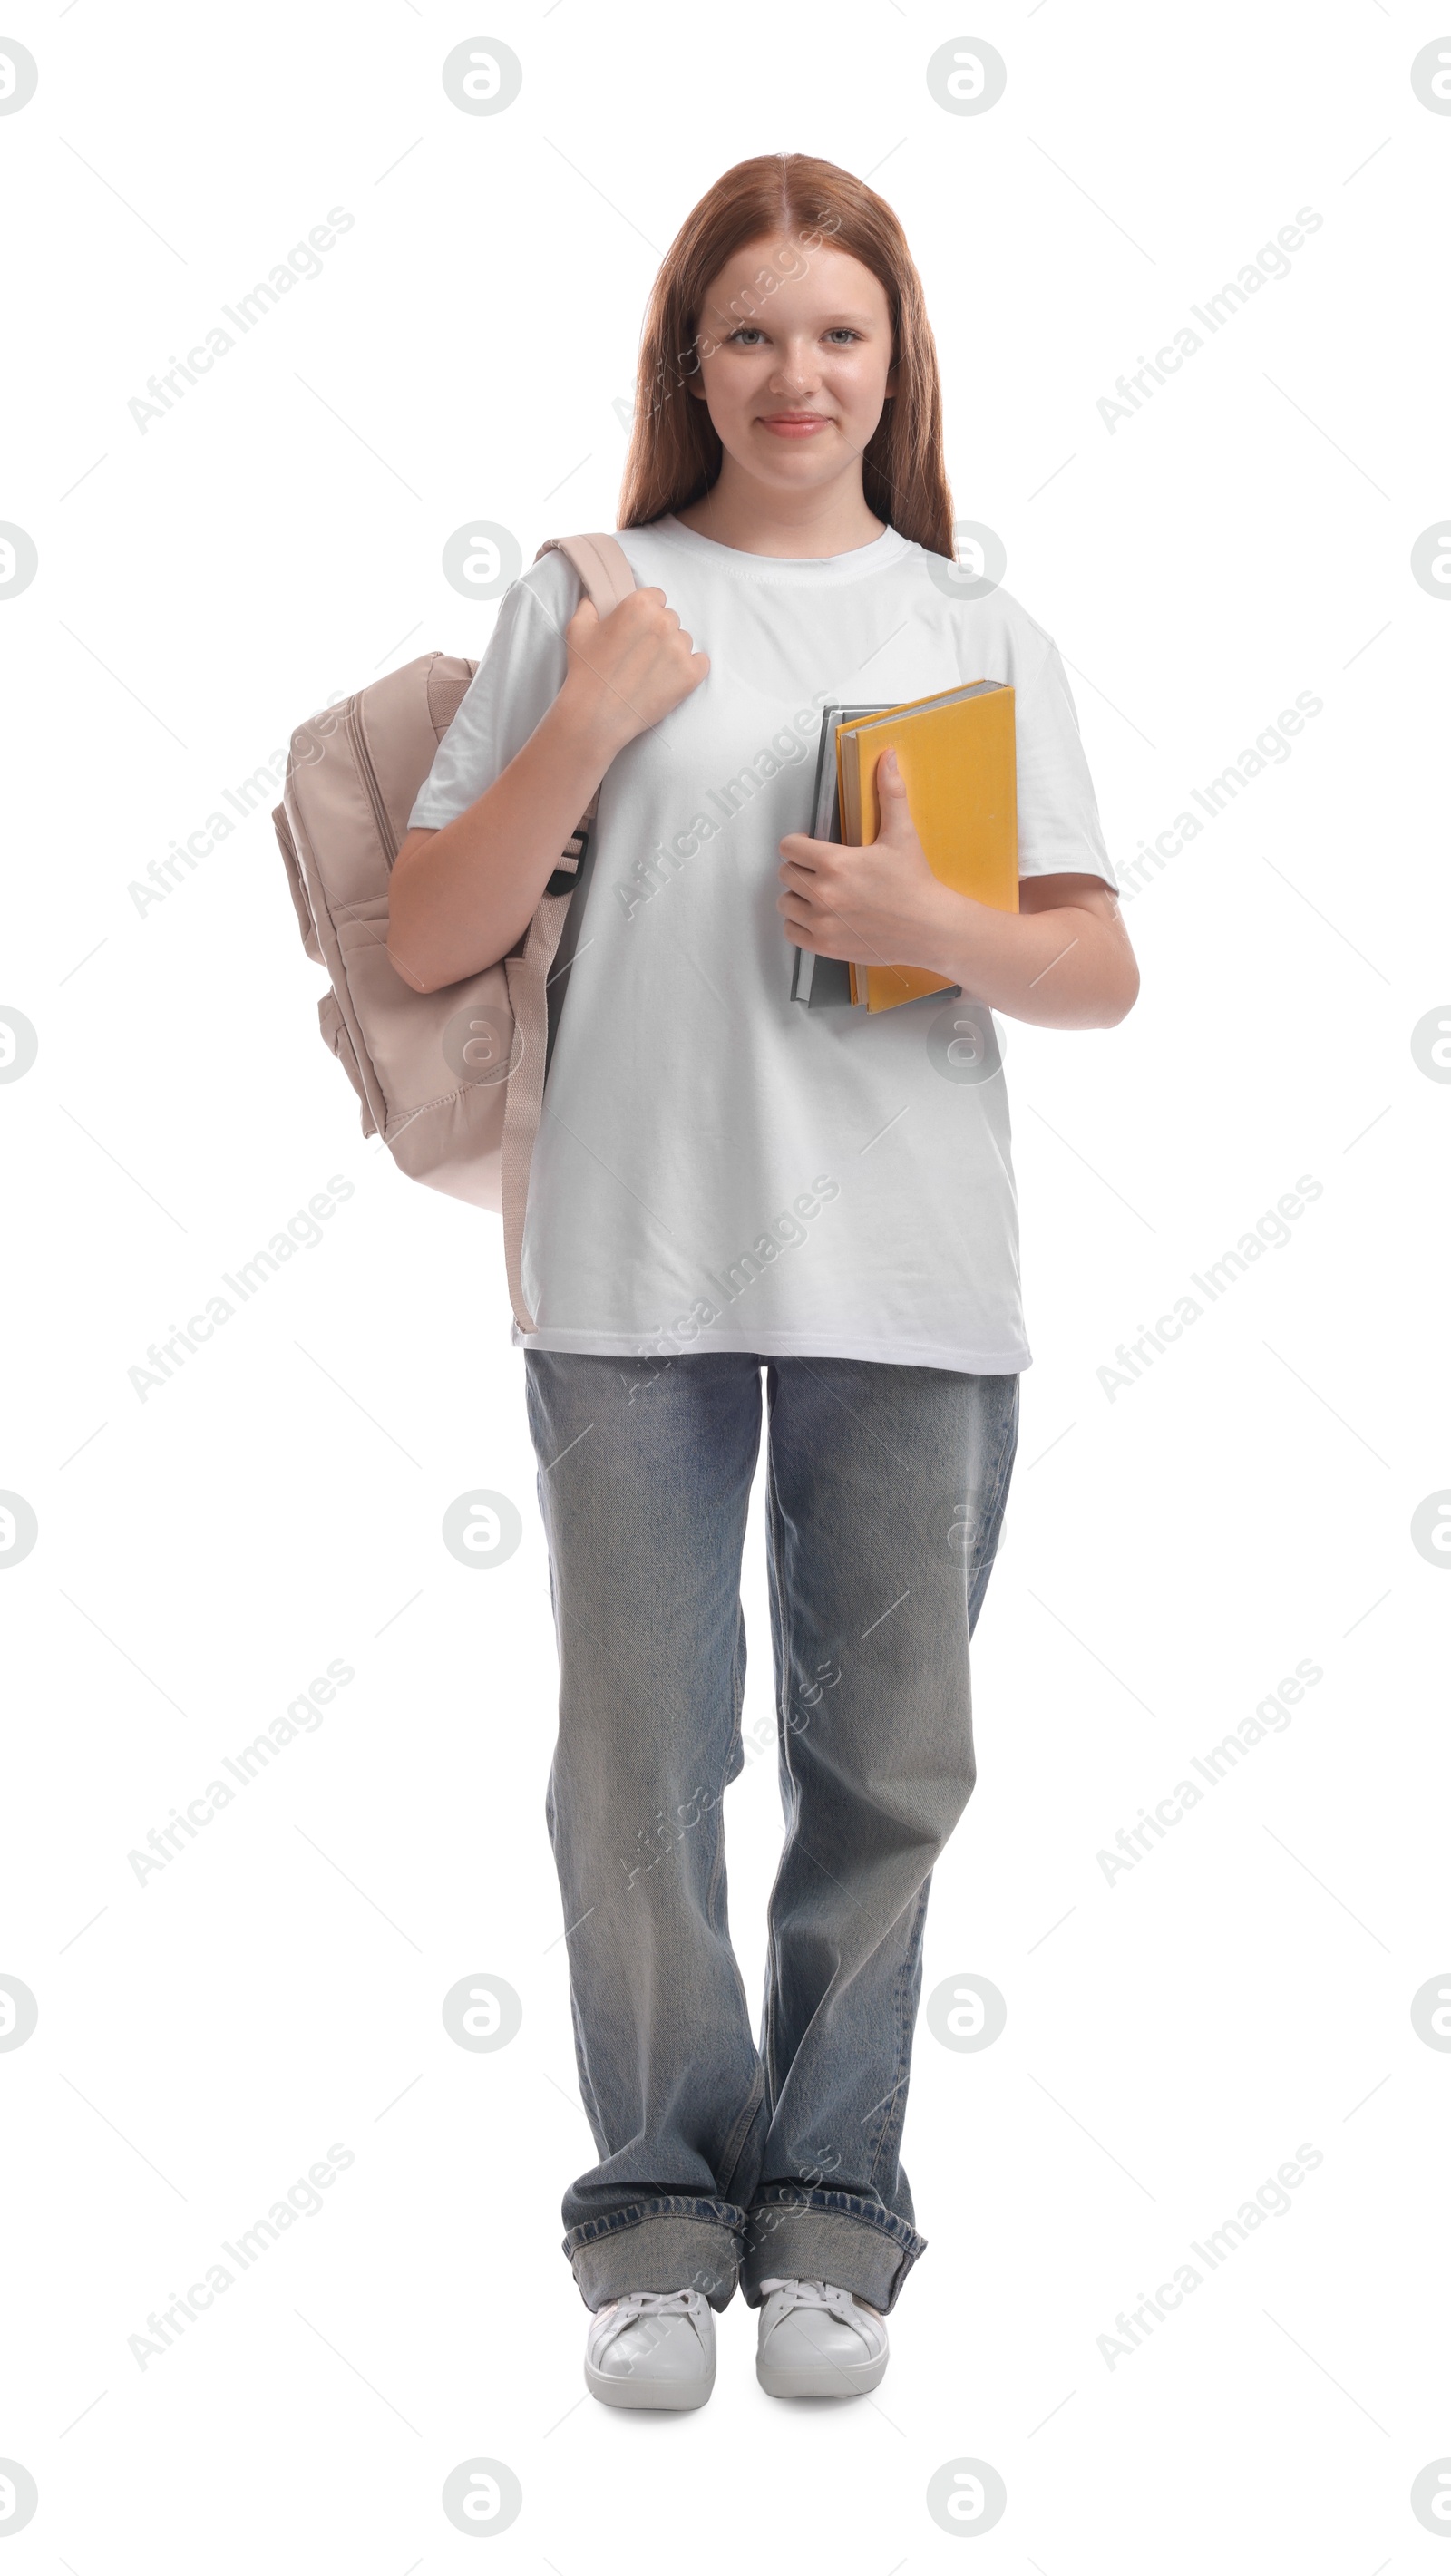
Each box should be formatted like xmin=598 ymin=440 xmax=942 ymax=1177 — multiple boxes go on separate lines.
xmin=406 ymin=550 xmax=578 ymax=833
xmin=1013 ymin=636 xmax=1119 ymax=892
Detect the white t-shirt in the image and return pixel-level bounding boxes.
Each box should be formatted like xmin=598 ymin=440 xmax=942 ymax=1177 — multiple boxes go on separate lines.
xmin=408 ymin=515 xmax=1117 ymax=1374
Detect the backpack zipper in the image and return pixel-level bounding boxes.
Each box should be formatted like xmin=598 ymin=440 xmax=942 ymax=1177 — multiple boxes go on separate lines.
xmin=346 ymin=695 xmax=398 ymax=866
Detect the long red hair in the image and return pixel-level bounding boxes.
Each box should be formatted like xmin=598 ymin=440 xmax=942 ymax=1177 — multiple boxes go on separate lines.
xmin=617 ymin=153 xmax=955 ymax=559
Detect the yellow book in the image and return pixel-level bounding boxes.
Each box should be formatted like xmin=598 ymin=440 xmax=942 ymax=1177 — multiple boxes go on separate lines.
xmin=834 ymin=680 xmax=1018 ymax=1012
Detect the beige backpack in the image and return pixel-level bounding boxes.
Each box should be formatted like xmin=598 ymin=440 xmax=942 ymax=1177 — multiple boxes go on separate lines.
xmin=273 ymin=531 xmax=636 ymax=1333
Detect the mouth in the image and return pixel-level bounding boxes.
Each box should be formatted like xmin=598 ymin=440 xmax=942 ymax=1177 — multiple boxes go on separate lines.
xmin=759 ymin=413 xmax=831 ymax=438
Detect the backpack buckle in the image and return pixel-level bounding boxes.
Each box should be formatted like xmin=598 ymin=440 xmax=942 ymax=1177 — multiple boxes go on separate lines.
xmin=545 ymin=828 xmax=587 ymax=898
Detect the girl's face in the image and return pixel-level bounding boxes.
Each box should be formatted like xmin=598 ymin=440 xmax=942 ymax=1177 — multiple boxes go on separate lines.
xmin=687 ymin=235 xmax=898 ymax=499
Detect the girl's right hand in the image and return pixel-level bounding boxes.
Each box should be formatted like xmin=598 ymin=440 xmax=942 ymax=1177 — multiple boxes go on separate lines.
xmin=559 ymin=588 xmax=709 ymax=755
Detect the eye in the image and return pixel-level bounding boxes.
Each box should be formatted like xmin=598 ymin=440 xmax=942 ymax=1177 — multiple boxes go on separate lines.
xmin=824 ymin=328 xmax=862 ymax=344
xmin=726 ymin=326 xmax=765 ymax=345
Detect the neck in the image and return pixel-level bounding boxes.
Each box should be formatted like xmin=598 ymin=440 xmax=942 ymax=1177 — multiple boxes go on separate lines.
xmin=674 ymin=466 xmax=887 ymax=559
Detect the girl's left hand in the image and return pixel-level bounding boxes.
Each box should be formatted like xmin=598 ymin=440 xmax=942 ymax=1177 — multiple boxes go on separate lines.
xmin=777 ymin=745 xmax=950 ymax=973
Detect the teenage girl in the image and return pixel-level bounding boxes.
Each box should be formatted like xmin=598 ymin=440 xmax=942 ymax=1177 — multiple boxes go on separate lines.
xmin=386 ymin=152 xmax=1137 ymax=2408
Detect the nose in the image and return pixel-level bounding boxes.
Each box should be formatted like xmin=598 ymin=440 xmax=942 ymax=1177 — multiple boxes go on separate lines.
xmin=767 ymin=341 xmax=821 ymax=394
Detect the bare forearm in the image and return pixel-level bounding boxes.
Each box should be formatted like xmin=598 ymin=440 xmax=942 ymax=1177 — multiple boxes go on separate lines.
xmin=387 ymin=583 xmax=710 ymax=991
xmin=779 ymin=752 xmax=1139 ymax=1033
xmin=922 ymin=885 xmax=1139 ymax=1030
xmin=385 ymin=686 xmax=619 ymax=993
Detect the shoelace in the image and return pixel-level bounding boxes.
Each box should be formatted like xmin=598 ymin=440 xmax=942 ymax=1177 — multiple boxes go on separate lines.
xmin=593 ymin=2288 xmax=712 ymax=2367
xmin=599 ymin=2289 xmax=708 ymax=2325
xmin=758 ymin=2276 xmax=879 ymax=2340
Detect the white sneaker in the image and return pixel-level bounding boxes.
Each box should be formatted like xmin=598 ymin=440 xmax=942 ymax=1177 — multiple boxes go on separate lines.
xmin=584 ymin=2289 xmax=716 ymax=2409
xmin=755 ymin=2276 xmax=889 ymax=2398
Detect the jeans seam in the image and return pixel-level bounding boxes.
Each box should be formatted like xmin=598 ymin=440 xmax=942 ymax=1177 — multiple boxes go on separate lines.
xmin=868 ymin=1874 xmax=929 ymax=2192
xmin=760 ymin=1407 xmax=794 ymax=2114
xmin=718 ymin=2058 xmax=766 ymax=2207
xmin=712 ymin=1601 xmax=763 ymax=2201
xmin=967 ymin=1375 xmax=1018 ymax=1635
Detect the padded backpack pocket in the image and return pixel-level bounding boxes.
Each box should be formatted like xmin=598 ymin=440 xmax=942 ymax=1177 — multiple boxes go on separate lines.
xmin=335 ymin=902 xmax=514 ymax=1124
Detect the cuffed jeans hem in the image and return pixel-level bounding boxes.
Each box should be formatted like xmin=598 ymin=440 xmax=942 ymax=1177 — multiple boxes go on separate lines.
xmin=738 ymin=2190 xmax=928 ymax=2316
xmin=564 ymin=2199 xmax=749 ymax=2311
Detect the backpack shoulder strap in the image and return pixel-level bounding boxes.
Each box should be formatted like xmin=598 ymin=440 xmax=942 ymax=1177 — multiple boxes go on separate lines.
xmin=531 ymin=532 xmax=638 ymax=850
xmin=534 ymin=530 xmax=637 ymax=618
xmin=499 ymin=533 xmax=639 ymax=1333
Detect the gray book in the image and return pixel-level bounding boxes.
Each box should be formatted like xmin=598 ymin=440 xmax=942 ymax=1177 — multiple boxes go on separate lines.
xmin=789 ymin=702 xmax=891 ymax=1006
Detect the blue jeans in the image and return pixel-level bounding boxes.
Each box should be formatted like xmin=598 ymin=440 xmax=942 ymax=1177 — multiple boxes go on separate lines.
xmin=523 ymin=1350 xmax=1018 ymax=2316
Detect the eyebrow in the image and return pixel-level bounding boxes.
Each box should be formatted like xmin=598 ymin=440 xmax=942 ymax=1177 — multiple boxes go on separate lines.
xmin=720 ymin=309 xmax=881 ymax=327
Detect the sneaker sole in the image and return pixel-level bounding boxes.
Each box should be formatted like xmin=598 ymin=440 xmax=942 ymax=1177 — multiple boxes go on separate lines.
xmin=756 ymin=2349 xmax=888 ymax=2400
xmin=585 ymin=2358 xmax=715 ymax=2410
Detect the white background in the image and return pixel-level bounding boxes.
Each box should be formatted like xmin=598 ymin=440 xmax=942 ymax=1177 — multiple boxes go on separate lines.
xmin=3 ymin=2 xmax=1448 ymax=2567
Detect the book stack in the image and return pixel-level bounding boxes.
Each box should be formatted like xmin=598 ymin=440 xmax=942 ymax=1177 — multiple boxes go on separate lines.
xmin=790 ymin=680 xmax=1018 ymax=1014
